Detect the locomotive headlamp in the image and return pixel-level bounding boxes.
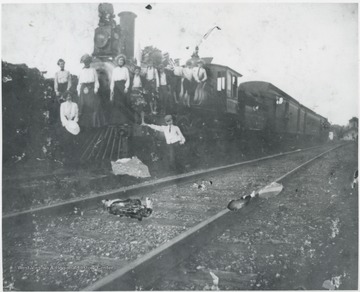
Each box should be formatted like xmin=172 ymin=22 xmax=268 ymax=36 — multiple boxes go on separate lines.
xmin=94 ymin=29 xmax=110 ymax=48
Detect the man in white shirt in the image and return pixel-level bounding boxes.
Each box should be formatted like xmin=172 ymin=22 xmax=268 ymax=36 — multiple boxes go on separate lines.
xmin=158 ymin=64 xmax=171 ymax=114
xmin=142 ymin=60 xmax=159 ymax=114
xmin=130 ymin=66 xmax=147 ymax=123
xmin=142 ymin=115 xmax=185 ymax=171
xmin=171 ymin=60 xmax=196 ymax=107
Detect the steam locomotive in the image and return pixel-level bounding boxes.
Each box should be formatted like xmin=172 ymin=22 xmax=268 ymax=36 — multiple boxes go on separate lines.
xmin=80 ymin=4 xmax=329 ymax=162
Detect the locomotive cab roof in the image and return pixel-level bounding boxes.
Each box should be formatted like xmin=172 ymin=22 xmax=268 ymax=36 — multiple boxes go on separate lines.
xmin=208 ymin=63 xmax=243 ymax=77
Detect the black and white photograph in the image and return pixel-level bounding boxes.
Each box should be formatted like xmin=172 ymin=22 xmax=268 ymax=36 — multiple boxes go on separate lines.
xmin=1 ymin=1 xmax=358 ymax=290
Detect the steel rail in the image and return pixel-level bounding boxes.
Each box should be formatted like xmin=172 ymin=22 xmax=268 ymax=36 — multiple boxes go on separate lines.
xmin=81 ymin=142 xmax=346 ymax=291
xmin=2 ymin=144 xmax=343 ymax=225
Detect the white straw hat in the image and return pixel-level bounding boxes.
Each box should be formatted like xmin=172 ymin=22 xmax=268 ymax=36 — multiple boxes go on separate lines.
xmin=65 ymin=120 xmax=80 ymax=135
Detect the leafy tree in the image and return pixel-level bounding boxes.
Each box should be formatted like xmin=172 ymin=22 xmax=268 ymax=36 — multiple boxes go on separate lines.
xmin=141 ymin=46 xmax=163 ymax=66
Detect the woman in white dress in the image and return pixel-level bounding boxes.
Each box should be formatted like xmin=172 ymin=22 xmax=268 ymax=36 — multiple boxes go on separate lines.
xmin=59 ymin=91 xmax=80 ymax=164
xmin=60 ymin=91 xmax=79 ymax=127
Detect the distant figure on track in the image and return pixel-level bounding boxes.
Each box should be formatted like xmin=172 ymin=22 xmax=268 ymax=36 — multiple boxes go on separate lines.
xmin=352 ymin=169 xmax=358 ymax=189
xmin=142 ymin=115 xmax=185 ymax=171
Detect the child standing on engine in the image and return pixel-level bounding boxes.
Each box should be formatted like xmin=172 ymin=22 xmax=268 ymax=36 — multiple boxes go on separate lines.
xmin=142 ymin=60 xmax=159 ymax=114
xmin=158 ymin=64 xmax=171 ymax=114
xmin=130 ymin=66 xmax=147 ymax=123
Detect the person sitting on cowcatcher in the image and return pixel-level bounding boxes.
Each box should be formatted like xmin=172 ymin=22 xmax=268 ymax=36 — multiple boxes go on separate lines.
xmin=59 ymin=90 xmax=80 ymax=166
xmin=77 ymin=54 xmax=105 ymax=129
xmin=142 ymin=60 xmax=159 ymax=115
xmin=110 ymin=54 xmax=132 ymax=124
xmin=130 ymin=66 xmax=147 ymax=124
xmin=54 ymin=58 xmax=72 ymax=122
xmin=142 ymin=114 xmax=186 ymax=172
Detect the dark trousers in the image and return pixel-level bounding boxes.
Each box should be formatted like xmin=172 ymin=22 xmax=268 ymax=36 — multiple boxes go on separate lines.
xmin=159 ymin=85 xmax=171 ymax=113
xmin=168 ymin=141 xmax=182 ymax=171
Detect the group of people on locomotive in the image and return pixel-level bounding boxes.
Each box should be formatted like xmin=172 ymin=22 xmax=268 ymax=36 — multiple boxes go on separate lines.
xmin=54 ymin=54 xmax=198 ymax=169
xmin=54 ymin=54 xmax=209 ymax=131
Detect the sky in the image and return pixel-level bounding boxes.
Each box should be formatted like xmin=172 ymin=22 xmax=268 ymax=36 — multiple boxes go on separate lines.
xmin=1 ymin=1 xmax=359 ymax=125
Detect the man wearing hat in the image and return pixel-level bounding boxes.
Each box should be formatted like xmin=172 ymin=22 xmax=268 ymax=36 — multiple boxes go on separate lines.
xmin=54 ymin=58 xmax=72 ymax=122
xmin=142 ymin=60 xmax=159 ymax=114
xmin=158 ymin=64 xmax=171 ymax=114
xmin=130 ymin=65 xmax=147 ymax=123
xmin=193 ymin=59 xmax=208 ymax=105
xmin=169 ymin=59 xmax=196 ymax=107
xmin=142 ymin=115 xmax=185 ymax=171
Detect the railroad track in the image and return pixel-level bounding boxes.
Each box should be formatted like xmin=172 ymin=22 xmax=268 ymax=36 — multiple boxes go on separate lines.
xmin=2 ymin=143 xmax=347 ymax=291
xmin=1 ymin=144 xmax=324 ymax=215
xmin=3 ymin=144 xmax=333 ymax=219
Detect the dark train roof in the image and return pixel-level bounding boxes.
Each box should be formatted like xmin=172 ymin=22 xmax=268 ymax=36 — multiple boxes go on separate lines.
xmin=239 ymin=81 xmax=328 ymax=120
xmin=239 ymin=81 xmax=296 ymax=103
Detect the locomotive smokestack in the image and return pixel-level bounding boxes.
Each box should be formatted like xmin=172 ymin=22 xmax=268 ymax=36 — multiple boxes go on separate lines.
xmin=118 ymin=11 xmax=137 ymax=60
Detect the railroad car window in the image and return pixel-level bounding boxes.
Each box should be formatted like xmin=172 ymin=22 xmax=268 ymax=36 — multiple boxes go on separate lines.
xmin=232 ymin=75 xmax=238 ymax=98
xmin=217 ymin=74 xmax=221 ymax=91
xmin=217 ymin=71 xmax=226 ymax=91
